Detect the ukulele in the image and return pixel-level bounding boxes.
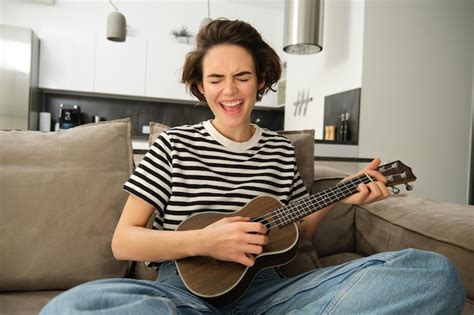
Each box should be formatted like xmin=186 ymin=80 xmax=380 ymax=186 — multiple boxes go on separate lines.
xmin=175 ymin=160 xmax=416 ymax=307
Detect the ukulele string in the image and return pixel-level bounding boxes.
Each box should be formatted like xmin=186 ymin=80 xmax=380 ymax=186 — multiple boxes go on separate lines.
xmin=248 ymin=175 xmax=370 ymax=231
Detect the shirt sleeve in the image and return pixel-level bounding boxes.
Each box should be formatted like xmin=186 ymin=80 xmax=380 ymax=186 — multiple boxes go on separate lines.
xmin=123 ymin=132 xmax=173 ymax=229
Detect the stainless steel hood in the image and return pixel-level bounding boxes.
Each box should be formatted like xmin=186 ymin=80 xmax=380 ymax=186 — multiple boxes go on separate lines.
xmin=283 ymin=0 xmax=324 ymax=55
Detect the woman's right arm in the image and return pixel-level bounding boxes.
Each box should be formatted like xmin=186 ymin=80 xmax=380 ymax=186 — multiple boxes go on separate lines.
xmin=111 ymin=194 xmax=267 ymax=266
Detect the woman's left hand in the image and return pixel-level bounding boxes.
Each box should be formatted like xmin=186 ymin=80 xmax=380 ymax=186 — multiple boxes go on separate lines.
xmin=341 ymin=158 xmax=390 ymax=205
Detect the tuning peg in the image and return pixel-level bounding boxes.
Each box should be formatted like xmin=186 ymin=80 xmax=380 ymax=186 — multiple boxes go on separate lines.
xmin=405 ymin=183 xmax=414 ymax=191
xmin=391 ymin=186 xmax=400 ymax=194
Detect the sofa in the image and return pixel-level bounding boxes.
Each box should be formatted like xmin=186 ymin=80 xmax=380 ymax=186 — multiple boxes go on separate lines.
xmin=0 ymin=118 xmax=472 ymax=314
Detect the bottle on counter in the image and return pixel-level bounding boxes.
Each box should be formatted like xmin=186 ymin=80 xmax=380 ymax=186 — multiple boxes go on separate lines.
xmin=343 ymin=112 xmax=351 ymax=142
xmin=338 ymin=113 xmax=345 ymax=142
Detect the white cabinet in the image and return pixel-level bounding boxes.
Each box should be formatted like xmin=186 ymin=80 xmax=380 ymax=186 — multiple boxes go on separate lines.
xmin=94 ymin=37 xmax=147 ymax=96
xmin=38 ymin=27 xmax=95 ymax=92
xmin=145 ymin=39 xmax=194 ymax=101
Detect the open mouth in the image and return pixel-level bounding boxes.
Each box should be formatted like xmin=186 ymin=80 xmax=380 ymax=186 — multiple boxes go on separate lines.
xmin=219 ymin=100 xmax=244 ymax=114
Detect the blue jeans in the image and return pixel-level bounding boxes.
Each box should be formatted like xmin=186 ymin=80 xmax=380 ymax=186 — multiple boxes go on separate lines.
xmin=40 ymin=249 xmax=465 ymax=314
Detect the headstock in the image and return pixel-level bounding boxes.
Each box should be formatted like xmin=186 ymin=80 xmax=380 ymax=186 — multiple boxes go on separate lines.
xmin=378 ymin=160 xmax=417 ymax=194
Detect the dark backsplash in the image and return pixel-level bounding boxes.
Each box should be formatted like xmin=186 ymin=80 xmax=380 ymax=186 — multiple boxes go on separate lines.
xmin=43 ymin=92 xmax=284 ymax=137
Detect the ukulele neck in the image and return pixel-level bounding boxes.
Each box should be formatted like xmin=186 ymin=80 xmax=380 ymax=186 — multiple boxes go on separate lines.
xmin=275 ymin=174 xmax=372 ymax=227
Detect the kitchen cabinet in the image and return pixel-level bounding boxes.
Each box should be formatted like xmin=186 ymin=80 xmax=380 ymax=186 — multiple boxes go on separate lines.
xmin=38 ymin=27 xmax=95 ymax=92
xmin=145 ymin=38 xmax=194 ymax=101
xmin=36 ymin=1 xmax=284 ymax=105
xmin=94 ymin=37 xmax=147 ymax=96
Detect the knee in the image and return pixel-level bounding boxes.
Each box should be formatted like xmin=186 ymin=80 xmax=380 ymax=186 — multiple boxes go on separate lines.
xmin=40 ymin=279 xmax=131 ymax=314
xmin=402 ymin=249 xmax=465 ymax=311
xmin=429 ymin=251 xmax=465 ymax=307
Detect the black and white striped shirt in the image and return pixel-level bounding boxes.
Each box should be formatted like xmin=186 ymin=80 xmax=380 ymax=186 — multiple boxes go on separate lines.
xmin=123 ymin=120 xmax=308 ymax=232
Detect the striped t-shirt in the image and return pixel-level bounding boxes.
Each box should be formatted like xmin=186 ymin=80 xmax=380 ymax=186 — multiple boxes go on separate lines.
xmin=123 ymin=120 xmax=309 ymax=233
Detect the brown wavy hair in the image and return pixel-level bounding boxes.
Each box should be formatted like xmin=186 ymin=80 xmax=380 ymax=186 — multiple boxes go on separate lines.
xmin=181 ymin=19 xmax=281 ymax=103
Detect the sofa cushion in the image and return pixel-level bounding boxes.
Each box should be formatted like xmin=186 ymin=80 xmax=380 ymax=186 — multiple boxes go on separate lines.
xmin=0 ymin=291 xmax=63 ymax=315
xmin=355 ymin=196 xmax=474 ymax=300
xmin=310 ymin=165 xmax=356 ymax=258
xmin=0 ymin=119 xmax=133 ymax=291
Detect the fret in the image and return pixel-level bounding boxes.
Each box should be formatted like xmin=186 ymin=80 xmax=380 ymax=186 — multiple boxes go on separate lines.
xmin=273 ymin=208 xmax=283 ymax=226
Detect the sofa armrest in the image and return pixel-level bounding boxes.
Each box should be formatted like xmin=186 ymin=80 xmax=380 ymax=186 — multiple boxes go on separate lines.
xmin=354 ymin=195 xmax=474 ymax=300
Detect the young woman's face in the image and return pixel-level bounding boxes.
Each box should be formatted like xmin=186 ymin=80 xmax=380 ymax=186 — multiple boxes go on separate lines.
xmin=198 ymin=44 xmax=264 ymax=138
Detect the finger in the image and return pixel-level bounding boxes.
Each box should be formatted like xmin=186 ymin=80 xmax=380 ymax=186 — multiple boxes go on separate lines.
xmin=365 ymin=158 xmax=381 ymax=171
xmin=366 ymin=169 xmax=388 ymax=185
xmin=245 ymin=234 xmax=268 ymax=246
xmin=226 ymin=216 xmax=250 ymax=223
xmin=342 ymin=159 xmax=382 ymax=182
xmin=364 ymin=182 xmax=383 ymax=203
xmin=244 ymin=244 xmax=264 ymax=255
xmin=241 ymin=222 xmax=267 ymax=234
xmin=355 ymin=183 xmax=370 ymax=203
xmin=238 ymin=253 xmax=255 ymax=267
xmin=375 ymin=181 xmax=390 ymax=200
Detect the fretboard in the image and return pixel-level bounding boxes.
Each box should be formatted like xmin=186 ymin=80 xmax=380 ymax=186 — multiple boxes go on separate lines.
xmin=274 ymin=174 xmax=373 ymax=227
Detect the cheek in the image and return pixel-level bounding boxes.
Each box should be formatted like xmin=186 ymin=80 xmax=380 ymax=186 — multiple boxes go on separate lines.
xmin=242 ymin=83 xmax=259 ymax=98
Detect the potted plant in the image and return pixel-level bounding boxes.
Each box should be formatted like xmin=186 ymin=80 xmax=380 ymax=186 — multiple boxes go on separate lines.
xmin=170 ymin=25 xmax=193 ymax=44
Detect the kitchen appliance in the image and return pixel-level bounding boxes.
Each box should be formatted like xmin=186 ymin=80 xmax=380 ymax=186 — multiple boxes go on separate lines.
xmin=0 ymin=24 xmax=41 ymax=130
xmin=59 ymin=104 xmax=81 ymax=129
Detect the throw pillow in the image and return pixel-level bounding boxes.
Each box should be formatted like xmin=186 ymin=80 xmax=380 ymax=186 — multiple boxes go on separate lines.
xmin=0 ymin=118 xmax=133 ymax=291
xmin=277 ymin=129 xmax=315 ymax=193
xmin=148 ymin=121 xmax=170 ymax=145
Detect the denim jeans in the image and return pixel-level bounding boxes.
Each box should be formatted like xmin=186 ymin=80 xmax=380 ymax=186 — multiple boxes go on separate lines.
xmin=40 ymin=248 xmax=465 ymax=314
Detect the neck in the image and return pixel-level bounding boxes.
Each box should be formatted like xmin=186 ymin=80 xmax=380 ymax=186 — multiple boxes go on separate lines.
xmin=211 ymin=120 xmax=254 ymax=142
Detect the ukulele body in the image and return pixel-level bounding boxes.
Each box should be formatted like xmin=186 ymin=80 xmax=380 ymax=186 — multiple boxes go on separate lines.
xmin=175 ymin=195 xmax=299 ymax=307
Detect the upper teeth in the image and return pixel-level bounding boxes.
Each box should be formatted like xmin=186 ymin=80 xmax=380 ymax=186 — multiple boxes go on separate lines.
xmin=221 ymin=100 xmax=242 ymax=107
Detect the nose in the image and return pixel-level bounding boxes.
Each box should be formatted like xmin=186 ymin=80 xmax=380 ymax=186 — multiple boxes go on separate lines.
xmin=223 ymin=79 xmax=238 ymax=95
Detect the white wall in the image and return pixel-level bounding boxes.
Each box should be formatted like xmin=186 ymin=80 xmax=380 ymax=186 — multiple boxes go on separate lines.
xmin=284 ymin=0 xmax=365 ymax=139
xmin=360 ymin=0 xmax=473 ymax=204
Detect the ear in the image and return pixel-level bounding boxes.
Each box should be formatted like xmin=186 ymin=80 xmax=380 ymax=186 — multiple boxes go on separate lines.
xmin=258 ymin=80 xmax=265 ymax=90
xmin=197 ymin=82 xmax=205 ymax=95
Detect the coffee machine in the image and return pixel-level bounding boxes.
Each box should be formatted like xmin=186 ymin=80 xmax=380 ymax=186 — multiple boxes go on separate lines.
xmin=58 ymin=104 xmax=81 ymax=129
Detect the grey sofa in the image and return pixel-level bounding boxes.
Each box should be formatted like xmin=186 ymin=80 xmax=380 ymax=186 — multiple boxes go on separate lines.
xmin=0 ymin=119 xmax=472 ymax=314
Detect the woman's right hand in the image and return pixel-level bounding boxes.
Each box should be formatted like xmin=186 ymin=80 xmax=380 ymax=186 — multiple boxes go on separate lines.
xmin=198 ymin=216 xmax=268 ymax=267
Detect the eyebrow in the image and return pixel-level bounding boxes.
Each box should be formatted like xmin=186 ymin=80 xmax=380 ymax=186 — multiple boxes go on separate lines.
xmin=206 ymin=71 xmax=253 ymax=79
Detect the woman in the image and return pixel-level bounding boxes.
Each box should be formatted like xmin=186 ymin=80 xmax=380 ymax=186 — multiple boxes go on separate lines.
xmin=41 ymin=19 xmax=464 ymax=314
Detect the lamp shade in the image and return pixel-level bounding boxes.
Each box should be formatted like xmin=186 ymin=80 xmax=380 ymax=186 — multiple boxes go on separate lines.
xmin=283 ymin=0 xmax=324 ymax=55
xmin=200 ymin=17 xmax=212 ymax=30
xmin=107 ymin=11 xmax=126 ymax=42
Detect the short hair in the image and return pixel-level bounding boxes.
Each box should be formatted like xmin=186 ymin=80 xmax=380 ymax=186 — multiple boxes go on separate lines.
xmin=181 ymin=19 xmax=281 ymax=103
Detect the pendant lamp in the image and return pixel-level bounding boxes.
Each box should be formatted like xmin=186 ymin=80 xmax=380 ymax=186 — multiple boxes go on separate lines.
xmin=200 ymin=0 xmax=212 ymax=30
xmin=107 ymin=0 xmax=126 ymax=42
xmin=284 ymin=0 xmax=324 ymax=54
